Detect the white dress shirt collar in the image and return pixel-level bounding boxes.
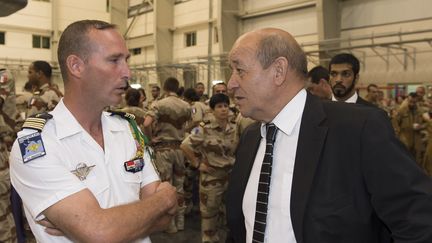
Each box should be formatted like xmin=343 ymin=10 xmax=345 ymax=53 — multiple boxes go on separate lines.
xmin=52 ymin=99 xmax=127 ymax=139
xmin=260 ymin=89 xmax=307 ymax=137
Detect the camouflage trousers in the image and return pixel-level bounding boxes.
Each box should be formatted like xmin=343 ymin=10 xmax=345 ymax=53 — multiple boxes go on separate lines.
xmin=199 ymin=168 xmax=229 ymax=243
xmin=0 ymin=145 xmax=17 ymax=243
xmin=184 ymin=163 xmax=198 ymax=214
xmin=154 ymin=148 xmax=186 ymax=231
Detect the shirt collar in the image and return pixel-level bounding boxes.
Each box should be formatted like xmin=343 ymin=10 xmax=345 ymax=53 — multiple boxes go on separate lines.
xmin=51 ymin=99 xmax=126 ymax=139
xmin=260 ymin=89 xmax=307 ymax=138
xmin=332 ymin=92 xmax=358 ymax=103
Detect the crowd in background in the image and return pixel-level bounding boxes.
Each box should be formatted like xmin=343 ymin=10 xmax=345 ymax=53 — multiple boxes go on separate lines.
xmin=1 ymin=54 xmax=432 ymax=242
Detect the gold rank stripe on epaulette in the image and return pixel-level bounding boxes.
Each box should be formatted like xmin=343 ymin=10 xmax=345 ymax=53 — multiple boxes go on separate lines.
xmin=22 ymin=113 xmax=53 ymax=132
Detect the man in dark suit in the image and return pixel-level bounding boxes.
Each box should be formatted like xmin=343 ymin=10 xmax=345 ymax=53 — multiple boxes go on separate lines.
xmin=225 ymin=28 xmax=432 ymax=243
xmin=306 ymin=65 xmax=332 ymax=100
xmin=328 ymin=53 xmax=371 ymax=105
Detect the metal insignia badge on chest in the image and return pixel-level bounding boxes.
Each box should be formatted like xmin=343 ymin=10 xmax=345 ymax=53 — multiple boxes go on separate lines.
xmin=71 ymin=163 xmax=96 ymax=181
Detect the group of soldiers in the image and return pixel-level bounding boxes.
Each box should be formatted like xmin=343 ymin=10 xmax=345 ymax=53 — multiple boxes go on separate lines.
xmin=0 ymin=59 xmax=252 ymax=242
xmin=361 ymin=84 xmax=432 ymax=174
xmin=2 ymin=56 xmax=432 ymax=242
xmin=384 ymin=86 xmax=432 ymax=175
xmin=117 ymin=78 xmax=254 ymax=243
xmin=0 ymin=62 xmax=63 ymax=242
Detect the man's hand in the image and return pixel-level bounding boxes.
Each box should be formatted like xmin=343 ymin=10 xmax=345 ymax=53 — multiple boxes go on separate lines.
xmin=38 ymin=218 xmax=65 ymax=236
xmin=155 ymin=182 xmax=178 ymax=216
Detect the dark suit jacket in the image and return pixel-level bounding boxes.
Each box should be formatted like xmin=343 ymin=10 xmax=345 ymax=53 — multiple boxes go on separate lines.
xmin=226 ymin=93 xmax=432 ymax=243
xmin=356 ymin=96 xmax=372 ymax=106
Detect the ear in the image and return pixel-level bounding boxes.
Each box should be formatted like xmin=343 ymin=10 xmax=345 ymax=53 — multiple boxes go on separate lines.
xmin=354 ymin=73 xmax=359 ymax=83
xmin=66 ymin=55 xmax=84 ymax=79
xmin=272 ymin=57 xmax=288 ymax=86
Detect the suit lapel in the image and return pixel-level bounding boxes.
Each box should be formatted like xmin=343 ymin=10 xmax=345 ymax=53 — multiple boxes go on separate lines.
xmin=290 ymin=94 xmax=328 ymax=243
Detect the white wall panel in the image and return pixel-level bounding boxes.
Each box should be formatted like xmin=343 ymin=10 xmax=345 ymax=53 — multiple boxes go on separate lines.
xmin=0 ymin=1 xmax=51 ymax=29
xmin=5 ymin=32 xmax=31 ymax=48
xmin=129 ymin=46 xmax=156 ymax=65
xmin=174 ymin=0 xmax=209 ymax=27
xmin=173 ymin=25 xmax=209 ymax=60
xmin=0 ymin=32 xmax=51 ymax=59
xmin=56 ymin=0 xmax=110 ymax=30
xmin=127 ymin=12 xmax=154 ymax=38
xmin=242 ymin=7 xmax=317 ymax=36
xmin=242 ymin=0 xmax=301 ymax=12
xmin=341 ymin=0 xmax=432 ymax=30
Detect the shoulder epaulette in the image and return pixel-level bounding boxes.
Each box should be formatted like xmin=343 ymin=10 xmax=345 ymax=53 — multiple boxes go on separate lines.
xmin=109 ymin=110 xmax=136 ymax=121
xmin=109 ymin=109 xmax=149 ymax=144
xmin=22 ymin=112 xmax=53 ymax=132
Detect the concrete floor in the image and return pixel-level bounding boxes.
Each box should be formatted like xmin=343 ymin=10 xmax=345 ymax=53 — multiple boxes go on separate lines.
xmin=150 ymin=209 xmax=228 ymax=243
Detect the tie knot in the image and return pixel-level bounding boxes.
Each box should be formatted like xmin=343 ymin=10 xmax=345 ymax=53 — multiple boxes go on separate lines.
xmin=266 ymin=123 xmax=278 ymax=142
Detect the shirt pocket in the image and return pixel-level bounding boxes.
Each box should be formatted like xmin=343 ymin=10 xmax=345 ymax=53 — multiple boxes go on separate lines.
xmin=120 ymin=164 xmax=142 ymax=196
xmin=84 ymin=169 xmax=109 ymax=196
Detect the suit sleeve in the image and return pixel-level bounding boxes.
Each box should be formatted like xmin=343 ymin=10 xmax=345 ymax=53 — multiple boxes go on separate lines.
xmin=361 ymin=109 xmax=432 ymax=242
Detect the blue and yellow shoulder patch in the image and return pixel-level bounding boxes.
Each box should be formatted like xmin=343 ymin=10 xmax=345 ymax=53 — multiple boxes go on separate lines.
xmin=19 ymin=112 xmax=52 ymax=163
xmin=18 ymin=132 xmax=46 ymax=163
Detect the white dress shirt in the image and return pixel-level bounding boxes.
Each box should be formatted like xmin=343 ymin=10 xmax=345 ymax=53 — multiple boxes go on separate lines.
xmin=243 ymin=89 xmax=307 ymax=243
xmin=10 ymin=99 xmax=158 ymax=243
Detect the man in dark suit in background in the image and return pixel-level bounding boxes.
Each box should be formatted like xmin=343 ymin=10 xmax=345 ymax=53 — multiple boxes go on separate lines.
xmin=328 ymin=53 xmax=371 ymax=105
xmin=225 ymin=28 xmax=432 ymax=243
xmin=306 ymin=65 xmax=332 ymax=100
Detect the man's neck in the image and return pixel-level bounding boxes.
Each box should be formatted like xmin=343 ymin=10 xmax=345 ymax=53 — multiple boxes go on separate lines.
xmin=63 ymin=93 xmax=104 ymax=136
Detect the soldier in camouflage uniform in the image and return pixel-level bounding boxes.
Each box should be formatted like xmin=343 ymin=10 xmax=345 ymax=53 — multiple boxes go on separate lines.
xmin=393 ymin=92 xmax=426 ymax=163
xmin=26 ymin=61 xmax=61 ymax=117
xmin=181 ymin=94 xmax=238 ymax=243
xmin=144 ymin=77 xmax=191 ymax=233
xmin=147 ymin=85 xmax=161 ymax=109
xmin=0 ymin=115 xmax=17 ymax=243
xmin=0 ymin=69 xmax=17 ymax=243
xmin=235 ymin=113 xmax=256 ymax=138
xmin=184 ymin=88 xmax=208 ymax=131
xmin=182 ymin=88 xmax=207 ymax=214
xmin=120 ymin=88 xmax=147 ymax=131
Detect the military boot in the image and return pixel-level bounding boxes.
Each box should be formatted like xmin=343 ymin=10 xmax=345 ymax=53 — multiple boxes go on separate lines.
xmin=165 ymin=218 xmax=177 ymax=234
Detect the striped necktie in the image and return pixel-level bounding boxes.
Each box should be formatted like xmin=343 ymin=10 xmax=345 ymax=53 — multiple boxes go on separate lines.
xmin=252 ymin=123 xmax=278 ymax=243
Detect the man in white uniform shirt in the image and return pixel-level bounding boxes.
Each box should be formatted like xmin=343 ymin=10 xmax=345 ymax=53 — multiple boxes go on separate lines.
xmin=9 ymin=20 xmax=177 ymax=242
xmin=225 ymin=28 xmax=432 ymax=243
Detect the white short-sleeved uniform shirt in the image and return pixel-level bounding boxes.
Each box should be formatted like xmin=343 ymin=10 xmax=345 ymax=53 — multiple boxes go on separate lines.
xmin=10 ymin=99 xmax=159 ymax=243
